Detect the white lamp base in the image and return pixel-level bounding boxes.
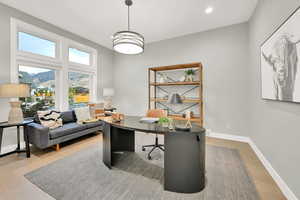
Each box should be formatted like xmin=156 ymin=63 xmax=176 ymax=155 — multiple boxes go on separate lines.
xmin=8 ymin=101 xmax=24 ymax=124
xmin=104 ymin=97 xmax=113 ymax=109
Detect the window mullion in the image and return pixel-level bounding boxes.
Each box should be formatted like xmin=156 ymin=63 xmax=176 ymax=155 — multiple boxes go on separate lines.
xmin=61 ymin=39 xmax=69 ymax=111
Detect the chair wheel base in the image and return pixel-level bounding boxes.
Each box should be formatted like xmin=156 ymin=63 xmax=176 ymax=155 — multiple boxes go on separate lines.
xmin=147 ymin=155 xmax=152 ymax=160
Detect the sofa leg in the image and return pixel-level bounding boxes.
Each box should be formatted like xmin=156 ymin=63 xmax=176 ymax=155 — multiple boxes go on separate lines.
xmin=54 ymin=144 xmax=60 ymax=151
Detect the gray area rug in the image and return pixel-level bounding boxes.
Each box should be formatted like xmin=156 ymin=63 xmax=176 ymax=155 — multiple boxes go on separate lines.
xmin=25 ymin=139 xmax=260 ymax=200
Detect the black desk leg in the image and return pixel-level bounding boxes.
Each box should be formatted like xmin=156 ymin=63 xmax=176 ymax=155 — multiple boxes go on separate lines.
xmin=103 ymin=123 xmax=135 ymax=169
xmin=24 ymin=126 xmax=30 ymax=158
xmin=0 ymin=128 xmax=3 ymax=154
xmin=17 ymin=126 xmax=20 ymax=151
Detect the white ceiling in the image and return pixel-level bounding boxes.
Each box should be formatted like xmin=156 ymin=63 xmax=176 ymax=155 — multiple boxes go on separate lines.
xmin=0 ymin=0 xmax=258 ymax=49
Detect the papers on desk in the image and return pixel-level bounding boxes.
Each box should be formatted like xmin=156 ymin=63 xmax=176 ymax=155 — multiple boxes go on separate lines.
xmin=139 ymin=117 xmax=159 ymax=123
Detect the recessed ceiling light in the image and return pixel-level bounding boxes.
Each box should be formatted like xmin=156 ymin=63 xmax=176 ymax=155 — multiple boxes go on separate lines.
xmin=205 ymin=6 xmax=214 ymax=14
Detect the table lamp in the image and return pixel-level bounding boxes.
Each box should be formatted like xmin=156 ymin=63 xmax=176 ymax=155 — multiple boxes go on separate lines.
xmin=0 ymin=83 xmax=30 ymax=124
xmin=103 ymin=88 xmax=115 ymax=109
xmin=167 ymin=93 xmax=183 ymax=104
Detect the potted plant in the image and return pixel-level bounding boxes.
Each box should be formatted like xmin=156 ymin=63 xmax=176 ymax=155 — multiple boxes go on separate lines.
xmin=184 ymin=69 xmax=196 ymax=82
xmin=158 ymin=117 xmax=170 ymax=128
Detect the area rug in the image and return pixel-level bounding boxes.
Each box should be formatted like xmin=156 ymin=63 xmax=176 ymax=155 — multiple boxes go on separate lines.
xmin=25 ymin=138 xmax=260 ymax=200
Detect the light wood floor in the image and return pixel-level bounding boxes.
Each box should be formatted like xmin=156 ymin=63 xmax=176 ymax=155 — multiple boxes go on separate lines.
xmin=0 ymin=133 xmax=286 ymax=200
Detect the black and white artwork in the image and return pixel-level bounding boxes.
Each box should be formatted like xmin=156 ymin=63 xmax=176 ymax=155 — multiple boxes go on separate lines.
xmin=261 ymin=7 xmax=300 ymax=103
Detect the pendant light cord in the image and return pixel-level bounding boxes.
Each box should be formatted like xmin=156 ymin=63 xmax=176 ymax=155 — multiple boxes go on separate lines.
xmin=128 ymin=5 xmax=130 ymax=31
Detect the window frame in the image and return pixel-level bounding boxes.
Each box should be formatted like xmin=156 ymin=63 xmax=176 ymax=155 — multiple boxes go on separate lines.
xmin=15 ymin=21 xmax=63 ymax=64
xmin=17 ymin=31 xmax=59 ymax=59
xmin=11 ymin=18 xmax=98 ymax=111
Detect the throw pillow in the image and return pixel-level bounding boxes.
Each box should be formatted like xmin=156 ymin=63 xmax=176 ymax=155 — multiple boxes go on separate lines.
xmin=37 ymin=110 xmax=63 ymax=129
xmin=74 ymin=107 xmax=91 ymax=124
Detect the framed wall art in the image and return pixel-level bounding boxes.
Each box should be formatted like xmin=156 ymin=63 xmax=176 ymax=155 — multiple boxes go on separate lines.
xmin=261 ymin=7 xmax=300 ymax=103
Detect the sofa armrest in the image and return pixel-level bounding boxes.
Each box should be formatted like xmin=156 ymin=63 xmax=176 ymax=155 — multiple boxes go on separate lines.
xmin=27 ymin=123 xmax=50 ymax=149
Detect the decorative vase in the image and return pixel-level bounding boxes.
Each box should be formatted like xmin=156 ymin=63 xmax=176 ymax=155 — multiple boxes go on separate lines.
xmin=168 ymin=118 xmax=174 ymax=130
xmin=159 ymin=77 xmax=165 ymax=83
xmin=162 ymin=122 xmax=169 ymax=128
xmin=186 ymin=75 xmax=194 ymax=82
xmin=179 ymin=76 xmax=186 ymax=82
xmin=159 ymin=74 xmax=167 ymax=83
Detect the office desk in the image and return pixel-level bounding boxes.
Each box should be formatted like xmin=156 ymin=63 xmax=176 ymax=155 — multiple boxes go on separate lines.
xmin=101 ymin=116 xmax=206 ymax=193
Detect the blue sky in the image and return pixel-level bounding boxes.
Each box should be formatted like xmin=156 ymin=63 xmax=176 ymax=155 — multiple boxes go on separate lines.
xmin=18 ymin=32 xmax=90 ymax=73
xmin=19 ymin=32 xmax=56 ymax=58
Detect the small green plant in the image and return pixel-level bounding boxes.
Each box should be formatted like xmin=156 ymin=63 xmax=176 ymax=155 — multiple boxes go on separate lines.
xmin=158 ymin=117 xmax=170 ymax=124
xmin=185 ymin=69 xmax=196 ymax=76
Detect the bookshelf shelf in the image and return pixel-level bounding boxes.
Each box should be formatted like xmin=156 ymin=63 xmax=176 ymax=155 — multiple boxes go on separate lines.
xmin=150 ymin=98 xmax=201 ymax=103
xmin=150 ymin=81 xmax=201 ymax=86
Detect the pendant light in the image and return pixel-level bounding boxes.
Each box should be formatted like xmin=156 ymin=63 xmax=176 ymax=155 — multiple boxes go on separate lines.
xmin=113 ymin=0 xmax=144 ymax=55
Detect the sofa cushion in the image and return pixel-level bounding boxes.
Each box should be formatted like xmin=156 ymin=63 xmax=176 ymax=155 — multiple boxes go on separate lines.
xmin=61 ymin=111 xmax=77 ymax=124
xmin=49 ymin=123 xmax=86 ymax=139
xmin=84 ymin=121 xmax=103 ymax=129
xmin=74 ymin=107 xmax=91 ymax=124
xmin=38 ymin=110 xmax=63 ymax=129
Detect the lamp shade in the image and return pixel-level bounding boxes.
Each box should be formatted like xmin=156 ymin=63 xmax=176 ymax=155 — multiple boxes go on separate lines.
xmin=0 ymin=83 xmax=30 ymax=98
xmin=113 ymin=31 xmax=144 ymax=55
xmin=103 ymin=88 xmax=115 ymax=97
xmin=167 ymin=93 xmax=183 ymax=104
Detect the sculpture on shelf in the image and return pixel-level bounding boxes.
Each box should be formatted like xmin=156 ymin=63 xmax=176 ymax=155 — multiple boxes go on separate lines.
xmin=185 ymin=110 xmax=193 ymax=128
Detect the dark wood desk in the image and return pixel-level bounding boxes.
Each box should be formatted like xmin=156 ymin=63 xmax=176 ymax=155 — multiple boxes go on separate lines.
xmin=101 ymin=116 xmax=206 ymax=193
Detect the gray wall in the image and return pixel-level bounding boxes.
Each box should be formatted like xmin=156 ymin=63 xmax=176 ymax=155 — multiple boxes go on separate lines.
xmin=113 ymin=23 xmax=251 ymax=136
xmin=0 ymin=3 xmax=114 ymax=148
xmin=249 ymin=0 xmax=300 ymax=198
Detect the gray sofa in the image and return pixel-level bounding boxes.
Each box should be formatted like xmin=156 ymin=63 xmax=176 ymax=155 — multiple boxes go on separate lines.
xmin=27 ymin=110 xmax=103 ymax=149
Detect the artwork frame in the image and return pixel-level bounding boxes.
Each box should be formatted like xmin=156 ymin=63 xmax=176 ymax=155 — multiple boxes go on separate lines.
xmin=260 ymin=6 xmax=300 ymax=103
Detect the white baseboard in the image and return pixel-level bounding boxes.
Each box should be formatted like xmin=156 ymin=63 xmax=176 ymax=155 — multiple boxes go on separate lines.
xmin=208 ymin=131 xmax=298 ymax=200
xmin=207 ymin=131 xmax=250 ymax=143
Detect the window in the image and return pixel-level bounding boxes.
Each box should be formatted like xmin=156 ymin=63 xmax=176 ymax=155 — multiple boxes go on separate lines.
xmin=18 ymin=32 xmax=56 ymax=58
xmin=69 ymin=47 xmax=90 ymax=65
xmin=68 ymin=72 xmax=91 ymax=109
xmin=19 ymin=65 xmax=56 ymax=117
xmin=12 ymin=19 xmax=97 ymax=111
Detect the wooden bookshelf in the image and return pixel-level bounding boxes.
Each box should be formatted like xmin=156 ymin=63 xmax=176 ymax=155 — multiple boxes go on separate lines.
xmin=148 ymin=62 xmax=204 ymax=126
xmin=150 ymin=98 xmax=202 ymax=103
xmin=150 ymin=81 xmax=201 ymax=86
xmin=168 ymin=114 xmax=202 ymax=123
xmin=149 ymin=62 xmax=200 ymax=71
